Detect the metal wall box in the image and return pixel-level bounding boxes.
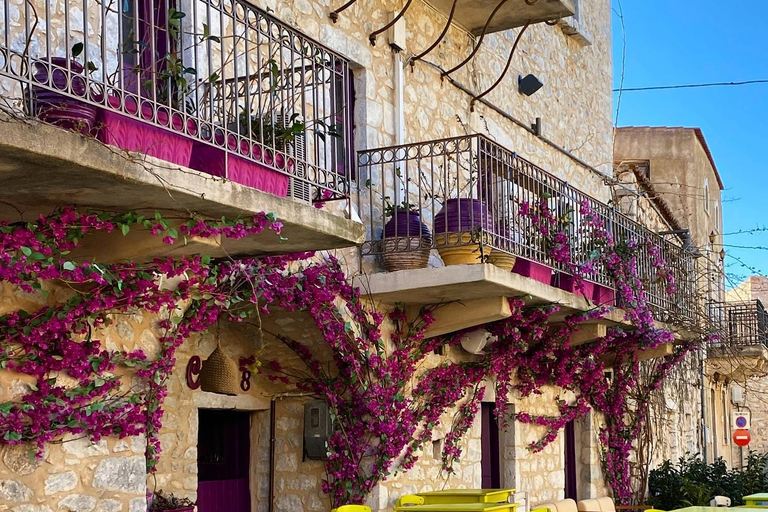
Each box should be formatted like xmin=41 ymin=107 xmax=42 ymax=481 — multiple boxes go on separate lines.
xmin=425 ymin=0 xmax=576 ymax=35
xmin=303 ymin=400 xmax=333 ymax=460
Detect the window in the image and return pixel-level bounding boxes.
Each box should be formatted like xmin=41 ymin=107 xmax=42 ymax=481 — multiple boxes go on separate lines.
xmin=704 ymin=178 xmax=710 ymax=213
xmin=722 ymin=389 xmax=728 ymax=445
xmin=557 ymin=0 xmax=592 ymax=46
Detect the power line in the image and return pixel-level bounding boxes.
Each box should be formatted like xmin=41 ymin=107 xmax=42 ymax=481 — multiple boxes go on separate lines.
xmin=613 ymin=79 xmax=768 ymax=92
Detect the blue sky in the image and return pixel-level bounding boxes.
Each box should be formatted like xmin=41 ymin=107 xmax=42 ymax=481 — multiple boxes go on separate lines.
xmin=611 ymin=0 xmax=768 ymax=287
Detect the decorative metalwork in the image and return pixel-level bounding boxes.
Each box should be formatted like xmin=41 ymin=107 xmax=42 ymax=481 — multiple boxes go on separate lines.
xmin=0 ymin=0 xmax=352 ymax=203
xmin=710 ymin=300 xmax=768 ymax=349
xmin=410 ymin=0 xmax=458 ymax=66
xmin=470 ymin=20 xmax=531 ymax=110
xmin=441 ymin=0 xmax=510 ymax=78
xmin=329 ymin=0 xmax=360 ymax=22
xmin=358 ymin=135 xmax=698 ymax=319
xmin=368 ymin=0 xmax=415 ymax=46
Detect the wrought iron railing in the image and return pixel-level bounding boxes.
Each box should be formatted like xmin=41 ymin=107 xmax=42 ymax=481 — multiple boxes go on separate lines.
xmin=358 ymin=135 xmax=698 ymax=319
xmin=709 ymin=300 xmax=768 ymax=349
xmin=0 ymin=0 xmax=351 ymax=202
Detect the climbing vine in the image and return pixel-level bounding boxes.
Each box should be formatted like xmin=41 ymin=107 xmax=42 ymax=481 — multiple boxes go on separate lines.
xmin=0 ymin=203 xmax=715 ymax=506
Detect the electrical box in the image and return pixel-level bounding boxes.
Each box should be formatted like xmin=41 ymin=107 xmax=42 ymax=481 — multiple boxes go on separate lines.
xmin=731 ymin=384 xmax=745 ymax=405
xmin=304 ymin=400 xmax=332 ymax=460
xmin=387 ymin=11 xmax=407 ymax=52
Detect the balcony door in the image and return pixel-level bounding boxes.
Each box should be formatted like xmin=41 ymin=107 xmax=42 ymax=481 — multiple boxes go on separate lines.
xmin=197 ymin=409 xmax=251 ymax=512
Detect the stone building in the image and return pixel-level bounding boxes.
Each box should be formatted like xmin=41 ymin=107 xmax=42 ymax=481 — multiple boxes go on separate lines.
xmin=0 ymin=0 xmax=733 ymax=510
xmin=725 ymin=277 xmax=768 ymax=465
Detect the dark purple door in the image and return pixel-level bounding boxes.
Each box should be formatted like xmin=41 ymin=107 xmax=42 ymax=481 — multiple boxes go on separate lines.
xmin=197 ymin=409 xmax=251 ymax=512
xmin=481 ymin=403 xmax=501 ymax=489
xmin=564 ymin=419 xmax=577 ymax=500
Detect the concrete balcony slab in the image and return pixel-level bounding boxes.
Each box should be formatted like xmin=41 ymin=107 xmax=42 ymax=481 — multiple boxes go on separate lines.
xmin=0 ymin=121 xmax=365 ymax=258
xmin=425 ymin=0 xmax=575 ymax=35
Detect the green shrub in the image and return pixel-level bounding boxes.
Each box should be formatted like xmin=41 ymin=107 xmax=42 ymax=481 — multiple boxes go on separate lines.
xmin=648 ymin=452 xmax=768 ymax=510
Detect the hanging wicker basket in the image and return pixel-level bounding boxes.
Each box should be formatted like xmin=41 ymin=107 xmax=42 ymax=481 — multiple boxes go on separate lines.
xmin=199 ymin=346 xmax=240 ymax=396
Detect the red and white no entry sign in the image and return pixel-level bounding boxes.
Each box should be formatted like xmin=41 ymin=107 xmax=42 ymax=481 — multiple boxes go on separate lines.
xmin=734 ymin=428 xmax=751 ymax=447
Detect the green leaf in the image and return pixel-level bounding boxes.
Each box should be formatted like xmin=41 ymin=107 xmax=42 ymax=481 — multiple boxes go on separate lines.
xmin=0 ymin=403 xmax=13 ymax=415
xmin=121 ymin=224 xmax=130 ymax=236
xmin=62 ymin=261 xmax=76 ymax=271
xmin=20 ymin=246 xmax=32 ymax=256
xmin=71 ymin=42 xmax=83 ymax=58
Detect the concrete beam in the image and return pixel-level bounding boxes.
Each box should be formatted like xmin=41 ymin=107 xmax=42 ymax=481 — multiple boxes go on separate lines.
xmin=426 ymin=0 xmax=575 ymax=35
xmin=413 ymin=297 xmax=512 ymax=339
xmin=602 ymin=343 xmax=674 ymax=367
xmin=568 ymin=324 xmax=607 ymax=346
xmin=0 ymin=120 xmax=365 ymax=255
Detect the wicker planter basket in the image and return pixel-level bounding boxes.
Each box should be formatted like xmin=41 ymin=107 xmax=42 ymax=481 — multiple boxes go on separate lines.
xmin=381 ymin=237 xmax=430 ymax=271
xmin=199 ymin=346 xmax=240 ymax=396
xmin=488 ymin=251 xmax=517 ymax=270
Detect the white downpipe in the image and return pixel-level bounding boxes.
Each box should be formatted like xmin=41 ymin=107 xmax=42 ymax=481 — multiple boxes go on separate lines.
xmin=394 ymin=51 xmax=406 ymax=204
xmin=394 ymin=51 xmax=405 ymax=145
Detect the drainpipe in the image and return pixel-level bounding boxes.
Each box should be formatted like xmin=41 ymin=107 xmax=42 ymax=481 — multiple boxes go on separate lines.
xmin=268 ymin=399 xmax=276 ymax=512
xmin=393 ymin=50 xmax=406 ymax=205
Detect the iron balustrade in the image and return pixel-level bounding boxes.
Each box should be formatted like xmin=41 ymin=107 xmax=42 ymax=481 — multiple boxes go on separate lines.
xmin=709 ymin=300 xmax=768 ymax=349
xmin=0 ymin=0 xmax=352 ymax=202
xmin=358 ymin=135 xmax=697 ymax=319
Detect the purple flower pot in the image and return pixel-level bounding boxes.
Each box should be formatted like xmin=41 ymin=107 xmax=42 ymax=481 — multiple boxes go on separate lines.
xmin=383 ymin=209 xmax=431 ymax=241
xmin=189 ymin=134 xmax=290 ymax=197
xmin=512 ymin=258 xmax=553 ymax=285
xmin=593 ymin=284 xmax=616 ymax=306
xmin=433 ymin=198 xmax=492 ymax=234
xmin=554 ymin=272 xmax=596 ymax=298
xmin=96 ymin=94 xmax=194 ymax=168
xmin=32 ymin=57 xmax=97 ymax=134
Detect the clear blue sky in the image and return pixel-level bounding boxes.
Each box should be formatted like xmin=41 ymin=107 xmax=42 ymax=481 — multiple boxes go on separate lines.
xmin=611 ymin=0 xmax=768 ymax=287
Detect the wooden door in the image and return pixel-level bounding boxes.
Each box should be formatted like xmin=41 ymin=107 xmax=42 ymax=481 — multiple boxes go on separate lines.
xmin=197 ymin=409 xmax=251 ymax=512
xmin=481 ymin=403 xmax=501 ymax=488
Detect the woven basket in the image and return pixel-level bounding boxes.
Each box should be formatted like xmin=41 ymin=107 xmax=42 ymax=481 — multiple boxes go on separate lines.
xmin=199 ymin=346 xmax=240 ymax=396
xmin=488 ymin=250 xmax=517 ymax=270
xmin=381 ymin=237 xmax=430 ymax=272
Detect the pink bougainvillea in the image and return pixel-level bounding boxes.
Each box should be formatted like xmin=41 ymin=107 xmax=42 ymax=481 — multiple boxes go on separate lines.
xmin=0 ymin=203 xmax=711 ymax=506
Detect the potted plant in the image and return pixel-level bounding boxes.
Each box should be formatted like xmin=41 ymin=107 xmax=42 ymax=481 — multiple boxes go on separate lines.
xmin=433 ymin=197 xmax=492 ymax=266
xmin=380 ymin=200 xmax=432 ymax=272
xmin=149 ymin=491 xmax=195 ymax=512
xmin=96 ymin=8 xmax=197 ymax=168
xmin=32 ymin=43 xmax=98 ymax=135
xmin=487 ymin=221 xmax=517 ymax=270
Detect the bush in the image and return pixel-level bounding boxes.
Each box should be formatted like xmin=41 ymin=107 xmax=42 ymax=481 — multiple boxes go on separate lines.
xmin=648 ymin=452 xmax=768 ymax=510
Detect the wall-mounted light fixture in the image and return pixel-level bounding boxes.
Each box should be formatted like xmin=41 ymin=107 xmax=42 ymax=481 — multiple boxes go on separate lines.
xmin=658 ymin=228 xmax=702 ymax=258
xmin=709 ymin=231 xmax=716 ymax=244
xmin=720 ymin=248 xmax=726 ymax=261
xmin=518 ymin=74 xmax=544 ymax=96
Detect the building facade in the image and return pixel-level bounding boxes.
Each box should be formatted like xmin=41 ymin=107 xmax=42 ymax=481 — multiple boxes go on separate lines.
xmin=0 ymin=0 xmax=733 ymax=511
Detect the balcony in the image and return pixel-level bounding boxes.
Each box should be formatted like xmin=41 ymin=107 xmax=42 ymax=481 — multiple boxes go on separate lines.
xmin=357 ymin=135 xmax=698 ymax=333
xmin=707 ymin=300 xmax=768 ymax=379
xmin=0 ymin=0 xmax=363 ymax=256
xmin=425 ymin=0 xmax=576 ymax=35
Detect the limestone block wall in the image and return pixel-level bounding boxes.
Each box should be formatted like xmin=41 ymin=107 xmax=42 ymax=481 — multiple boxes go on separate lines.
xmin=0 ymin=282 xmax=149 ymax=511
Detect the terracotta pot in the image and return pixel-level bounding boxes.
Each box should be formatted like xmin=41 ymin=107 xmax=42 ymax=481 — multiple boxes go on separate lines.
xmin=488 ymin=251 xmax=517 ymax=270
xmin=381 ymin=210 xmax=431 ymax=271
xmin=32 ymin=57 xmax=97 ymax=134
